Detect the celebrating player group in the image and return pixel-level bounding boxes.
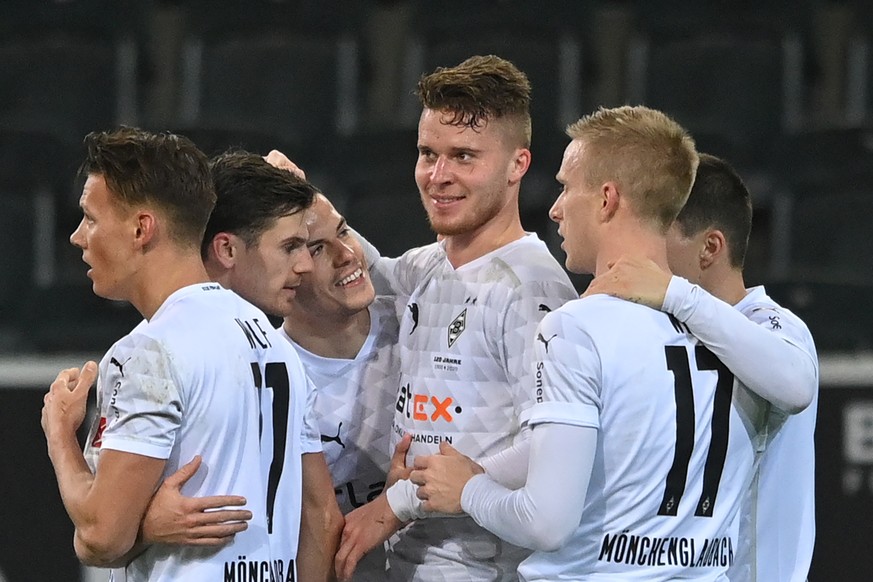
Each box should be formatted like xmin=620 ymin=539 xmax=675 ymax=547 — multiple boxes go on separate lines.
xmin=41 ymin=54 xmax=818 ymax=582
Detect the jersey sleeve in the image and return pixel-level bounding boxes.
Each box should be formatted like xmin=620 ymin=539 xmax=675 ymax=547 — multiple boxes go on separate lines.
xmin=663 ymin=277 xmax=818 ymax=414
xmin=99 ymin=337 xmax=183 ymax=460
xmin=299 ymin=370 xmax=323 ymax=454
xmin=527 ymin=309 xmax=602 ymax=430
xmin=460 ymin=423 xmax=598 ymax=552
xmin=354 ymin=229 xmax=440 ymax=297
xmin=499 ymin=280 xmax=580 ymax=421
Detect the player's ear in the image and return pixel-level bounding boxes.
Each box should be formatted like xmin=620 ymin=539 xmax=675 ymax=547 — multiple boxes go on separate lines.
xmin=133 ymin=211 xmax=157 ymax=249
xmin=507 ymin=147 xmax=531 ymax=185
xmin=600 ymin=181 xmax=620 ymax=222
xmin=210 ymin=232 xmax=238 ymax=269
xmin=699 ymin=229 xmax=727 ymax=269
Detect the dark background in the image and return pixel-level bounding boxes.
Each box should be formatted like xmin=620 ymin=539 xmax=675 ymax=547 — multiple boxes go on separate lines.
xmin=2 ymin=0 xmax=872 ymax=579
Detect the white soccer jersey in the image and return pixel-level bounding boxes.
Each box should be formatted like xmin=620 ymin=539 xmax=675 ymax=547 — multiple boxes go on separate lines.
xmin=372 ymin=234 xmax=579 ymax=581
xmin=82 ymin=283 xmax=310 ymax=582
xmin=280 ymin=295 xmax=401 ymax=580
xmin=726 ymin=287 xmax=818 ymax=582
xmin=521 ymin=294 xmax=768 ymax=581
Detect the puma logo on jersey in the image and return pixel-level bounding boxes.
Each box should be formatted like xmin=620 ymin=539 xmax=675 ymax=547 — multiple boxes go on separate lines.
xmin=408 ymin=303 xmax=420 ymax=334
xmin=447 ymin=308 xmax=467 ymax=348
xmin=321 ymin=422 xmax=345 ymax=448
xmin=769 ymin=315 xmax=782 ymax=330
xmin=537 ymin=333 xmax=558 ymax=353
xmin=109 ymin=356 xmax=131 ymax=377
xmin=538 ymin=303 xmax=552 ymax=313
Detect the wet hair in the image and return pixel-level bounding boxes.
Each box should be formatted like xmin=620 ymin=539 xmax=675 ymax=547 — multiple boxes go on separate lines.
xmin=79 ymin=127 xmax=214 ymax=247
xmin=417 ymin=54 xmax=532 ymax=147
xmin=203 ymin=151 xmax=317 ymax=257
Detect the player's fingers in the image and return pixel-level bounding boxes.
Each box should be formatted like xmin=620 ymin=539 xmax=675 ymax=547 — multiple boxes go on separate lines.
xmin=191 ymin=509 xmax=252 ymax=526
xmin=50 ymin=368 xmax=77 ymax=392
xmin=391 ymin=434 xmax=412 ymax=466
xmin=191 ymin=521 xmax=249 ymax=539
xmin=408 ymin=469 xmax=424 ymax=486
xmin=191 ymin=495 xmax=248 ymax=512
xmin=412 ymin=454 xmax=431 ymax=470
xmin=75 ymin=361 xmax=98 ymax=393
xmin=414 ymin=484 xmax=429 ymax=501
xmin=165 ymin=455 xmax=203 ymax=488
xmin=334 ymin=538 xmax=357 ymax=582
xmin=438 ymin=441 xmax=459 ymax=456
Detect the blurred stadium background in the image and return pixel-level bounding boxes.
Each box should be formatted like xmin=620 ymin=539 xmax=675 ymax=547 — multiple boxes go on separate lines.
xmin=1 ymin=1 xmax=872 ymax=580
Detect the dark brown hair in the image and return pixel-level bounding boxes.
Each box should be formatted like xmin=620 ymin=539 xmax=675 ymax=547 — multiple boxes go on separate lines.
xmin=80 ymin=127 xmax=214 ymax=247
xmin=417 ymin=54 xmax=532 ymax=147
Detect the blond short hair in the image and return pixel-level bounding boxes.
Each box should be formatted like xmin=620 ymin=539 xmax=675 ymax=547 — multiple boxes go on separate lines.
xmin=566 ymin=106 xmax=698 ymax=231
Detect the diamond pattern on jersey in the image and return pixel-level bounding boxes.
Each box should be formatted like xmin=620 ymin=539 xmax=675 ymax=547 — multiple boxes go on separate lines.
xmin=382 ymin=235 xmax=578 ymax=581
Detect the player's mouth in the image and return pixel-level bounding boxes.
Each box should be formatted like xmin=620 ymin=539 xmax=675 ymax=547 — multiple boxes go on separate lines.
xmin=336 ymin=267 xmax=364 ymax=288
xmin=429 ymin=194 xmax=465 ymax=209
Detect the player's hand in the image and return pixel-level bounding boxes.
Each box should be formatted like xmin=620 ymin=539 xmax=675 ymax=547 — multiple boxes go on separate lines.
xmin=409 ymin=442 xmax=484 ymax=514
xmin=263 ymin=150 xmax=306 ymax=179
xmin=583 ymin=255 xmax=672 ymax=309
xmin=41 ymin=361 xmax=98 ymax=440
xmin=335 ymin=493 xmax=402 ymax=581
xmin=140 ymin=456 xmax=251 ymax=546
xmin=385 ymin=433 xmax=413 ymax=488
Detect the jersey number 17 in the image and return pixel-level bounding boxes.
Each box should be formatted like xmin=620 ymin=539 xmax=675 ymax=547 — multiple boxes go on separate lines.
xmin=659 ymin=345 xmax=734 ymax=518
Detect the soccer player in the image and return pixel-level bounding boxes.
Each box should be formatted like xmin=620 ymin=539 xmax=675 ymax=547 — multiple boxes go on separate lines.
xmin=41 ymin=129 xmax=312 ymax=580
xmin=335 ymin=55 xmax=580 ymax=581
xmin=585 ymin=153 xmax=819 ymax=581
xmin=279 ymin=192 xmax=404 ymax=579
xmin=138 ymin=151 xmax=344 ymax=581
xmin=409 ymin=106 xmax=786 ymax=580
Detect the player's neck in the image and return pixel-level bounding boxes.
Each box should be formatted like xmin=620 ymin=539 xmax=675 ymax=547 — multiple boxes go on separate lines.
xmin=702 ymin=267 xmax=749 ymax=306
xmin=284 ymin=306 xmax=371 ymax=360
xmin=131 ymin=250 xmax=210 ymax=320
xmin=595 ymin=225 xmax=670 ymax=276
xmin=443 ymin=210 xmax=525 ymax=269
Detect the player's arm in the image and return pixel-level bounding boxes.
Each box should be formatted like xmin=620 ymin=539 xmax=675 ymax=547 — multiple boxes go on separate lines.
xmin=410 ymin=309 xmax=600 ymax=549
xmin=382 ymin=281 xmax=578 ymax=522
xmin=139 ymin=456 xmax=252 ymax=547
xmin=411 ymin=422 xmax=596 ymax=551
xmin=42 ymin=363 xmax=167 ymax=566
xmin=297 ymin=452 xmax=344 ymax=582
xmin=587 ymin=257 xmax=817 ymax=413
xmin=354 ymin=229 xmax=442 ymax=297
xmin=661 ymin=277 xmax=817 ymax=413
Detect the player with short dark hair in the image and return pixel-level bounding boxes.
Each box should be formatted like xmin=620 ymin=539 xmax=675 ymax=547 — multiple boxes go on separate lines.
xmin=43 ymin=128 xmax=312 ymax=580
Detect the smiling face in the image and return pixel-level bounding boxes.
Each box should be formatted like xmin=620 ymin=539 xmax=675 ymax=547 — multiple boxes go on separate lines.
xmin=226 ymin=211 xmax=313 ymax=317
xmin=414 ymin=108 xmax=525 ymax=237
xmin=70 ymin=174 xmax=139 ymax=300
xmin=290 ymin=194 xmax=375 ymax=322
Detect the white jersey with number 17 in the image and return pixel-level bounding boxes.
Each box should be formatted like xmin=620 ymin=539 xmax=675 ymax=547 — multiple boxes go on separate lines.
xmin=83 ymin=283 xmax=310 ymax=582
xmin=522 ymin=294 xmax=767 ymax=581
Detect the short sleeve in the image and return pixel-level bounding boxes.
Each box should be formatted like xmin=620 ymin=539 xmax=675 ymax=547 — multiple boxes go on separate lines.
xmin=99 ymin=337 xmax=183 ymax=460
xmin=527 ymin=310 xmax=602 ymax=430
